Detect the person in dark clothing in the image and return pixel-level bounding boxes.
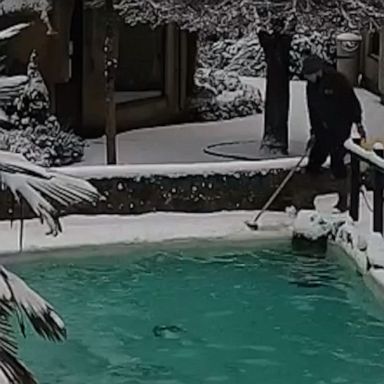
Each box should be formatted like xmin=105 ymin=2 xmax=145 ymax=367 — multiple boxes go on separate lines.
xmin=302 ymin=55 xmax=366 ymax=179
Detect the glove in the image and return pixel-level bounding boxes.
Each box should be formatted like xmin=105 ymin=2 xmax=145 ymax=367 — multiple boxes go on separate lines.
xmin=356 ymin=123 xmax=367 ymax=140
xmin=306 ymin=134 xmax=316 ymax=151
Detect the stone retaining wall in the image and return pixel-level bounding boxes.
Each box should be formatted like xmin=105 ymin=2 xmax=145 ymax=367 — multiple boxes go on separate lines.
xmin=0 ymin=164 xmax=348 ymax=221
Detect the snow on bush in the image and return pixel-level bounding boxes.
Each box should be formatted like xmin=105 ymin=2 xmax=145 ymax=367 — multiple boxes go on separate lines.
xmin=0 ymin=119 xmax=84 ymax=167
xmin=2 ymin=50 xmax=85 ymax=167
xmin=199 ymin=28 xmax=336 ymax=78
xmin=189 ymin=68 xmax=264 ymax=121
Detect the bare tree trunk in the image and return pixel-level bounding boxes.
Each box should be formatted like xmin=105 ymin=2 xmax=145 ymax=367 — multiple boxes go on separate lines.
xmin=104 ymin=0 xmax=117 ymax=164
xmin=258 ymin=31 xmax=292 ymax=155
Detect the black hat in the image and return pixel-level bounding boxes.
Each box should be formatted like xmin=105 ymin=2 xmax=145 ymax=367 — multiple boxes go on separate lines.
xmin=302 ymin=55 xmax=324 ymax=75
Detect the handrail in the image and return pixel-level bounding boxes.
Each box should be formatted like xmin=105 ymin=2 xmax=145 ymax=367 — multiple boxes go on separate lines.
xmin=345 ymin=138 xmax=384 ymax=173
xmin=345 ymin=137 xmax=384 ymax=235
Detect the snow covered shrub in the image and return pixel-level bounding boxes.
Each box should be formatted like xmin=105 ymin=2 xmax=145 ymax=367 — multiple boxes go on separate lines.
xmin=291 ymin=27 xmax=336 ymax=77
xmin=3 ymin=50 xmax=85 ymax=166
xmin=199 ymin=27 xmax=336 ymax=78
xmin=202 ymin=69 xmax=243 ymax=93
xmin=190 ymin=68 xmax=264 ymax=121
xmin=199 ymin=36 xmax=266 ymax=77
xmin=0 ymin=119 xmax=84 ymax=167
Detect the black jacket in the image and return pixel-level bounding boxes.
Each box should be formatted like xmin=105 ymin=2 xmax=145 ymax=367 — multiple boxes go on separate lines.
xmin=306 ymin=67 xmax=362 ymax=141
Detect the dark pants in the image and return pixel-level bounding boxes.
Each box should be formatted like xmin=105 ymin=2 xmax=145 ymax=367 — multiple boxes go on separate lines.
xmin=307 ymin=127 xmax=350 ymax=179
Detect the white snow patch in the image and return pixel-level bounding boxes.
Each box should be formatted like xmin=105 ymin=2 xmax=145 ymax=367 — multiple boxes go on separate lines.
xmin=0 ymin=0 xmax=50 ymax=15
xmin=0 ymin=23 xmax=30 ymax=39
xmin=367 ymin=233 xmax=384 ymax=267
xmin=56 ymin=158 xmax=308 ymax=180
xmin=373 ymin=142 xmax=384 ymax=151
xmin=0 ymin=211 xmax=294 ymax=257
xmin=293 ymin=211 xmax=334 ymax=240
xmin=79 ymin=78 xmax=384 ymax=166
xmin=336 ymin=32 xmax=362 ymax=41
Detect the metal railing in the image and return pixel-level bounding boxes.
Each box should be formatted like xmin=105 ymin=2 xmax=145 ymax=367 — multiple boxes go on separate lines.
xmin=345 ymin=138 xmax=384 ymax=235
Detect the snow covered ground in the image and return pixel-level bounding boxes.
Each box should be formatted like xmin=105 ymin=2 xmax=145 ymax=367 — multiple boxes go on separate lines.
xmin=59 ymin=155 xmax=311 ymax=179
xmin=0 ymin=210 xmax=293 ymax=258
xmin=0 ymin=192 xmax=374 ymax=257
xmin=79 ymin=78 xmax=384 ymax=165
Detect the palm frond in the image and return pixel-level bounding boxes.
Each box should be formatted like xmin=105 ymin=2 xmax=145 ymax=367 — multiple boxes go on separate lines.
xmin=0 ymin=19 xmax=70 ymax=384
xmin=0 ymin=23 xmax=30 ymax=43
xmin=0 ymin=347 xmax=37 ymax=384
xmin=0 ymin=312 xmax=18 ymax=358
xmin=0 ymin=307 xmax=37 ymax=384
xmin=0 ymin=267 xmax=66 ymax=342
xmin=0 ymin=150 xmax=102 ymax=236
xmin=0 ymin=23 xmax=31 ymax=75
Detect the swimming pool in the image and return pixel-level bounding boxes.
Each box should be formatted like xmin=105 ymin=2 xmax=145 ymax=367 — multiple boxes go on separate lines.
xmin=10 ymin=241 xmax=384 ymax=384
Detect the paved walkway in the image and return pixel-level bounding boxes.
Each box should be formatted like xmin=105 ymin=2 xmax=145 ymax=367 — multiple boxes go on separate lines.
xmin=80 ymin=78 xmax=384 ymax=166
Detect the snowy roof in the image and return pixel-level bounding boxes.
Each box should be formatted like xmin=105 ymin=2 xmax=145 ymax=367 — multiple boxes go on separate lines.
xmin=0 ymin=0 xmax=51 ymax=16
xmin=84 ymin=0 xmax=384 ymax=36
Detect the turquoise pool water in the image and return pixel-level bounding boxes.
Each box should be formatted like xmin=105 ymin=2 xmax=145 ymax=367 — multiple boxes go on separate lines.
xmin=10 ymin=241 xmax=384 ymax=384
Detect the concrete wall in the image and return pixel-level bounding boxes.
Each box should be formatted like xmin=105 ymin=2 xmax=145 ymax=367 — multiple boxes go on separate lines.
xmin=0 ymin=167 xmax=348 ymax=221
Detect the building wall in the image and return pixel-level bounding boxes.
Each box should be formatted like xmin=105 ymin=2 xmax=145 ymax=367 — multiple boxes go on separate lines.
xmin=115 ymin=23 xmax=165 ymax=92
xmin=81 ymin=9 xmax=197 ymax=138
xmin=378 ymin=29 xmax=384 ymax=99
xmin=360 ymin=29 xmax=384 ymax=101
xmin=1 ymin=0 xmax=75 ymax=98
xmin=2 ymin=5 xmax=197 ymax=138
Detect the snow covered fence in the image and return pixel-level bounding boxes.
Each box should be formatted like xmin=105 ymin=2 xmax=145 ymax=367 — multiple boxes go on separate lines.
xmin=345 ymin=138 xmax=384 ymax=235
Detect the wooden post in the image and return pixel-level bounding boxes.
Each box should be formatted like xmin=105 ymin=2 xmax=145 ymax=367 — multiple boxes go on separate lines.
xmin=373 ymin=143 xmax=384 ymax=234
xmin=104 ymin=0 xmax=117 ymax=164
xmin=350 ymin=137 xmax=361 ymax=222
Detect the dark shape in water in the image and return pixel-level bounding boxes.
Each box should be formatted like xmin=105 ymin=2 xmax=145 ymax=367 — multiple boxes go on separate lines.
xmin=110 ymin=362 xmax=172 ymax=379
xmin=153 ymin=325 xmax=185 ymax=339
xmin=290 ymin=280 xmax=324 ymax=288
xmin=291 ymin=235 xmax=328 ymax=255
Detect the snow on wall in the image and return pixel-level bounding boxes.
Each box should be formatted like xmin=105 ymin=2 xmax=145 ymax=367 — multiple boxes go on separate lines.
xmin=332 ymin=220 xmax=384 ymax=301
xmin=0 ymin=211 xmax=293 ymax=257
xmin=293 ymin=206 xmax=384 ymax=302
xmin=56 ymin=157 xmax=308 ymax=180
